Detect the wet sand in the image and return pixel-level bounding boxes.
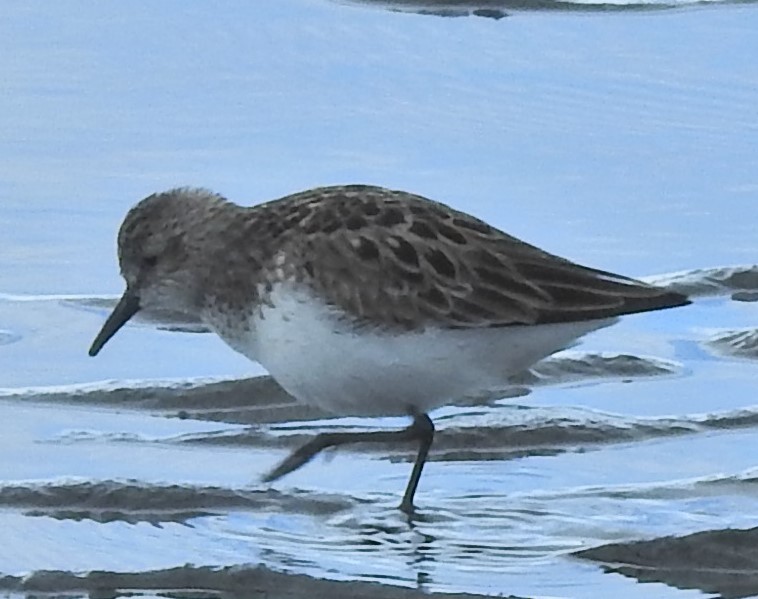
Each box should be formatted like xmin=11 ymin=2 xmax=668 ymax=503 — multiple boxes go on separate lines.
xmin=2 ymin=0 xmax=758 ymax=596
xmin=576 ymin=527 xmax=758 ymax=599
xmin=0 ymin=564 xmax=504 ymax=599
xmin=1 ymin=265 xmax=757 ymax=597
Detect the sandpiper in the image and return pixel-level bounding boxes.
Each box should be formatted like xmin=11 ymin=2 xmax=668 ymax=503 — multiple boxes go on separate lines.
xmin=89 ymin=185 xmax=689 ymax=513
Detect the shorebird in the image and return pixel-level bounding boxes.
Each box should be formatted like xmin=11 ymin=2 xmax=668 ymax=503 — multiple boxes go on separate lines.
xmin=89 ymin=185 xmax=689 ymax=513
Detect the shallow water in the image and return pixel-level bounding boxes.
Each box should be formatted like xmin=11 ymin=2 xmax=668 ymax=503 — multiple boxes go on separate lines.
xmin=1 ymin=1 xmax=758 ymax=598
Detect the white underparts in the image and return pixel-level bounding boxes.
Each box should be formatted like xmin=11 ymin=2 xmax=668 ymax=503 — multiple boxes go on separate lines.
xmin=207 ymin=283 xmax=615 ymax=417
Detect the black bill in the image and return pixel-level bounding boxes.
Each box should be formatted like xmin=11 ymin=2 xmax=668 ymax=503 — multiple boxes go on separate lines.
xmin=88 ymin=290 xmax=141 ymax=356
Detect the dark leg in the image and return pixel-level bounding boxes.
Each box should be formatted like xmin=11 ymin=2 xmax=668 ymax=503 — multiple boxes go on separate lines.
xmin=262 ymin=411 xmax=435 ymax=513
xmin=398 ymin=412 xmax=434 ymax=514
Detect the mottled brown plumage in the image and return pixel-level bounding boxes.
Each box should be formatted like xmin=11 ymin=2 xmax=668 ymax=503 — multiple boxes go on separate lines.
xmin=114 ymin=184 xmax=687 ymax=332
xmin=253 ymin=185 xmax=689 ymax=329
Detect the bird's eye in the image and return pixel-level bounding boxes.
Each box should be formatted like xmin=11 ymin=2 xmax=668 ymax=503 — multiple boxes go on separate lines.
xmin=143 ymin=255 xmax=158 ymax=269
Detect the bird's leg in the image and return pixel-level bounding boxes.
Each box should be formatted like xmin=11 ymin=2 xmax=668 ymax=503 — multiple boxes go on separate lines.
xmin=398 ymin=412 xmax=434 ymax=515
xmin=262 ymin=411 xmax=435 ymax=513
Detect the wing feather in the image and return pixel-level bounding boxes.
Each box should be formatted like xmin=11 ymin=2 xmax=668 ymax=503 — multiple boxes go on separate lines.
xmin=263 ymin=185 xmax=689 ymax=330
